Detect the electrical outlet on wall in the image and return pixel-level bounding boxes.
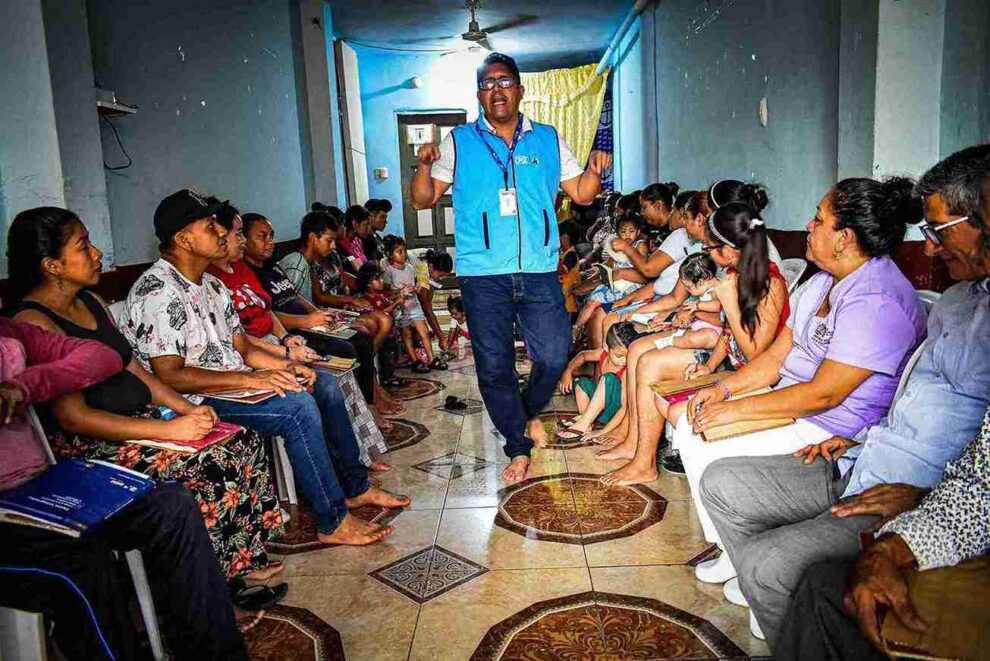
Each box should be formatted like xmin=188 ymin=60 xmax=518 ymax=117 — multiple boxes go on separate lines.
xmin=374 ymin=167 xmax=389 ymax=180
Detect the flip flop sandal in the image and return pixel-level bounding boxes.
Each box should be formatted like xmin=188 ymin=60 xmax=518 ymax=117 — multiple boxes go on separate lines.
xmin=556 ymin=429 xmax=585 ymax=441
xmin=230 ymin=581 xmax=288 ymax=612
xmin=444 ymin=395 xmax=468 ymax=411
xmin=382 ymin=376 xmax=403 ymax=388
xmin=429 ymin=358 xmax=448 ymax=371
xmin=412 ymin=361 xmax=430 ymax=373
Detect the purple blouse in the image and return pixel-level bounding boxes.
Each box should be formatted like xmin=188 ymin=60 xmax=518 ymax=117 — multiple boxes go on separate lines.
xmin=776 ymin=257 xmax=927 ymax=439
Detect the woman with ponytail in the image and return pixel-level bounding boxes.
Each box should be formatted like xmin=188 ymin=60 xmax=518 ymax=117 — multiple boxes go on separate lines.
xmin=592 ymin=201 xmax=789 ymax=480
xmin=665 ymin=178 xmax=926 ymax=582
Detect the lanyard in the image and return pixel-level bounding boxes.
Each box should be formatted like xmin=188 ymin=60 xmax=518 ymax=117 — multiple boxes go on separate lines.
xmin=475 ymin=115 xmax=524 ymax=189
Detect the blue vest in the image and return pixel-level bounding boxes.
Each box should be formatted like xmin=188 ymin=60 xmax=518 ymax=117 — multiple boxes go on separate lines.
xmin=451 ymin=117 xmax=562 ymax=276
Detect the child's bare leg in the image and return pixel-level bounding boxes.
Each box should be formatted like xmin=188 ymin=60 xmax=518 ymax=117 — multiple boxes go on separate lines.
xmin=671 ymin=328 xmax=720 ymax=350
xmin=413 ymin=321 xmax=434 ymax=362
xmin=569 ymin=378 xmax=609 ymax=433
xmin=574 ymin=300 xmax=601 ymax=329
xmin=595 ymin=310 xmax=621 ymax=351
xmin=599 ymin=336 xmax=654 ymax=455
xmin=368 ymin=310 xmax=393 ymax=351
xmin=575 ymin=386 xmax=591 ymax=414
xmin=401 ymin=327 xmax=417 ymax=363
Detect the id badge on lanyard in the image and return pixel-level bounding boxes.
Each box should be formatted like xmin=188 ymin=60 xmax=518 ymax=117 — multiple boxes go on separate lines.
xmin=477 ymin=118 xmax=523 ymax=217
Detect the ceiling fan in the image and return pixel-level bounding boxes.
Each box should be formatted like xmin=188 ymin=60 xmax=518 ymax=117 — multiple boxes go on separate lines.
xmin=396 ymin=1 xmax=536 ymax=55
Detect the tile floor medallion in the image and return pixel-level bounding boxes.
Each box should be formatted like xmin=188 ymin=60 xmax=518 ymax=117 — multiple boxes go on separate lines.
xmin=389 ymin=376 xmax=447 ymax=401
xmin=433 ymin=397 xmax=485 ymax=416
xmin=266 ymin=501 xmax=404 ymax=555
xmin=470 ymin=591 xmax=746 ymax=660
xmin=494 ymin=473 xmax=668 ymax=545
xmin=382 ymin=418 xmax=431 ymax=452
xmin=369 ymin=545 xmax=489 ymax=604
xmin=412 ymin=452 xmax=492 ymax=479
xmin=243 ymin=604 xmax=345 ymax=660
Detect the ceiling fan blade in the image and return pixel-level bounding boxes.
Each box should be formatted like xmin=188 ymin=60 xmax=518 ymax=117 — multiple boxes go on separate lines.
xmin=478 ymin=36 xmax=493 ymax=51
xmin=484 ymin=14 xmax=538 ymax=34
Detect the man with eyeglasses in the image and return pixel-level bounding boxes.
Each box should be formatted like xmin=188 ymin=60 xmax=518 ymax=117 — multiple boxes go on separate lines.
xmin=692 ymin=144 xmax=990 ymax=655
xmin=411 ymin=52 xmax=610 ymax=483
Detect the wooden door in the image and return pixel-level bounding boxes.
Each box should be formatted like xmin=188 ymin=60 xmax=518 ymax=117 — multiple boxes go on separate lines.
xmin=397 ymin=112 xmax=466 ymax=250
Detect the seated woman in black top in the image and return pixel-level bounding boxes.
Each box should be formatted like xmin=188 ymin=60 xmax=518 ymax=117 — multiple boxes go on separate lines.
xmin=241 ymin=212 xmax=404 ymax=416
xmin=7 ymin=207 xmax=286 ymax=585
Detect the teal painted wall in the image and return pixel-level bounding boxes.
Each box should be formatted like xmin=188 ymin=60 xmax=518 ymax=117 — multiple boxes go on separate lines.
xmin=939 ymin=0 xmax=990 ymax=158
xmin=651 ymin=0 xmax=841 ymax=230
xmin=87 ymin=0 xmax=309 ymax=264
xmin=610 ymin=18 xmax=650 ymax=192
xmin=352 ymin=44 xmax=479 ymax=237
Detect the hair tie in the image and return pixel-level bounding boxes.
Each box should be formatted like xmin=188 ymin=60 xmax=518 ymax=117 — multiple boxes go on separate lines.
xmin=749 ymin=218 xmax=765 ymax=229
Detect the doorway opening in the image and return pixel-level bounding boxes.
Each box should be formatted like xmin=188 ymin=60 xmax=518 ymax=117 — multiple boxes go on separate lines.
xmin=396 ymin=112 xmax=467 ymax=251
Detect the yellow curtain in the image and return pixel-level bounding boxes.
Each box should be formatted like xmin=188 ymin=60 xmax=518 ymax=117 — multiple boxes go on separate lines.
xmin=520 ymin=63 xmax=609 ymax=171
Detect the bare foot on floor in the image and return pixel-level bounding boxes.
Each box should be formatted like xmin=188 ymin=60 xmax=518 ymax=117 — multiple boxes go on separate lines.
xmin=590 ymin=434 xmax=620 ymax=447
xmin=527 ymin=418 xmax=549 ymax=448
xmin=502 ymin=456 xmax=530 ymax=484
xmin=369 ymin=460 xmax=392 ymax=472
xmin=235 ymin=607 xmax=265 ymax=633
xmin=596 ymin=438 xmax=637 ymax=460
xmin=317 ymin=513 xmax=393 ymax=546
xmin=346 ymin=485 xmax=411 ymax=509
xmin=244 ymin=561 xmax=283 ymax=583
xmin=600 ymin=462 xmax=658 ymax=486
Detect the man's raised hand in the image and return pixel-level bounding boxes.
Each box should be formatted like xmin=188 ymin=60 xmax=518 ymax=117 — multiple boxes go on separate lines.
xmin=588 ymin=151 xmax=613 ymax=176
xmin=417 ymin=144 xmax=441 ymax=167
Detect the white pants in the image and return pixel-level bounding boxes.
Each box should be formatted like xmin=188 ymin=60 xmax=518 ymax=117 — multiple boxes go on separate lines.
xmin=672 ymin=414 xmax=832 ymax=544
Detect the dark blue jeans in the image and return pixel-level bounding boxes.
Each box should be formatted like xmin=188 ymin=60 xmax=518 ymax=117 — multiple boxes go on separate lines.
xmin=207 ymin=369 xmax=369 ymax=534
xmin=459 ymin=271 xmax=571 ymax=459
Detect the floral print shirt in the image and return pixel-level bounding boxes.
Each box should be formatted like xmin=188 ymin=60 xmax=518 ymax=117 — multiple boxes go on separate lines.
xmin=880 ymin=404 xmax=990 ymax=570
xmin=121 ymin=259 xmax=248 ymax=376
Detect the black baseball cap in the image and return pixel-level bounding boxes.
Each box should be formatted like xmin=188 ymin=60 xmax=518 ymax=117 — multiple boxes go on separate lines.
xmin=154 ymin=189 xmax=225 ymax=244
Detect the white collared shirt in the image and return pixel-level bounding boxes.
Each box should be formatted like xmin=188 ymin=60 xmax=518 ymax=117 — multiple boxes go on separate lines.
xmin=430 ymin=114 xmax=584 ymax=184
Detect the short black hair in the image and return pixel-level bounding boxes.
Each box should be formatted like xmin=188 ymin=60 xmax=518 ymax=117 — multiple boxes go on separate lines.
xmin=365 ymin=198 xmax=393 ymax=214
xmin=447 ymin=295 xmax=464 ymax=314
xmin=916 ymin=144 xmax=990 ymax=219
xmin=242 ymin=212 xmax=269 ymax=234
xmin=344 ymin=205 xmax=370 ymax=231
xmin=679 ymin=253 xmax=717 ymax=284
xmin=616 ymin=213 xmax=642 ymax=233
xmin=477 ymin=52 xmax=520 ymax=87
xmin=299 ymin=209 xmax=337 ymax=243
xmin=355 ymin=262 xmax=384 ymax=293
xmin=383 ymin=234 xmax=407 ymax=260
xmin=424 ymin=248 xmax=453 ymax=274
xmin=605 ymin=321 xmax=639 ymax=349
xmin=558 ymin=221 xmax=581 ymax=246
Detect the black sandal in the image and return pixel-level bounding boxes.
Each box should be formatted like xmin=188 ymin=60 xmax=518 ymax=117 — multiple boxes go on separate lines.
xmin=229 ymin=579 xmax=288 ymax=612
xmin=444 ymin=395 xmax=468 ymax=411
xmin=382 ymin=376 xmax=403 ymax=388
xmin=412 ymin=361 xmax=430 ymax=374
xmin=429 ymin=357 xmax=448 ymax=371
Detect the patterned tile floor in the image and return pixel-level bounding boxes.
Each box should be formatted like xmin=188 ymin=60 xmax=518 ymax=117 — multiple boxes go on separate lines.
xmin=258 ymin=344 xmax=768 ymax=660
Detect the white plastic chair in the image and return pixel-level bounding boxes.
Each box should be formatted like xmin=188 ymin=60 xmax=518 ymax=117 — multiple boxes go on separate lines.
xmin=779 ymin=258 xmax=808 ymax=293
xmin=894 ymin=340 xmax=927 ymax=401
xmin=916 ymin=289 xmax=941 ymax=314
xmin=270 ymin=437 xmax=298 ymax=505
xmin=0 ymin=408 xmax=165 ymax=661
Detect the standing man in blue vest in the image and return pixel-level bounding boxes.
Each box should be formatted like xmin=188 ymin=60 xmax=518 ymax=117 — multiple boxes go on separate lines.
xmin=411 ymin=53 xmax=610 ymax=483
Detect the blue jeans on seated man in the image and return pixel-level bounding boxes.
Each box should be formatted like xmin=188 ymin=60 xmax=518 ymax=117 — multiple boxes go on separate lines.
xmin=459 ymin=271 xmax=571 ymax=459
xmin=207 ymin=369 xmax=370 ymax=534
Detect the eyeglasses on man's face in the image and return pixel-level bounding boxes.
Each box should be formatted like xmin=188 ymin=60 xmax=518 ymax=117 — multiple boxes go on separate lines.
xmin=478 ymin=76 xmax=518 ymax=91
xmin=920 ymin=215 xmax=970 ymax=245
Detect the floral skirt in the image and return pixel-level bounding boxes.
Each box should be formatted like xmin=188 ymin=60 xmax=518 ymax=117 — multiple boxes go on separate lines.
xmin=51 ymin=426 xmax=284 ymax=579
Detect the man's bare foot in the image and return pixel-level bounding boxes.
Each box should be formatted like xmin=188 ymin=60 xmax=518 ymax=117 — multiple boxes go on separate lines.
xmin=589 ymin=434 xmax=620 ymax=447
xmin=596 ymin=438 xmax=637 ymax=460
xmin=600 ymin=462 xmax=658 ymax=486
xmin=345 ymin=485 xmax=411 ymax=509
xmin=244 ymin=561 xmax=283 ymax=583
xmin=369 ymin=460 xmax=392 ymax=472
xmin=317 ymin=513 xmax=394 ymax=546
xmin=527 ymin=418 xmax=549 ymax=449
xmin=235 ymin=607 xmax=265 ymax=633
xmin=502 ymin=456 xmax=530 ymax=484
